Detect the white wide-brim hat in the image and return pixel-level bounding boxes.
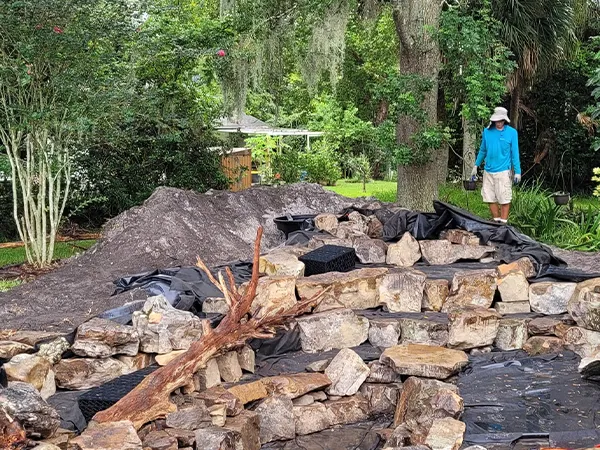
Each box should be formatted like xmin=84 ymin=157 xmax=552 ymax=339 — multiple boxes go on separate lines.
xmin=490 ymin=107 xmax=510 ymax=123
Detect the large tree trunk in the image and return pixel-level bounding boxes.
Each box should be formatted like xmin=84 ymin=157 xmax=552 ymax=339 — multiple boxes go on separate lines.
xmin=437 ymin=85 xmax=449 ymax=184
xmin=509 ymin=77 xmax=522 ymax=129
xmin=392 ymin=1 xmax=442 ymax=211
xmin=462 ymin=116 xmax=477 ymax=180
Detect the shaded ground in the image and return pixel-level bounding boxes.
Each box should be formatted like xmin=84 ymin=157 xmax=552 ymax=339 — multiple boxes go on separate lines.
xmin=0 ymin=184 xmax=355 ymax=333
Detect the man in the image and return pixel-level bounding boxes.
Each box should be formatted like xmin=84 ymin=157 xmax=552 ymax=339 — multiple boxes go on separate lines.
xmin=471 ymin=106 xmax=521 ymax=223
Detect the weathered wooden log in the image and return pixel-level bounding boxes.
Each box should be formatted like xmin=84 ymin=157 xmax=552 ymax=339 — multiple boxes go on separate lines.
xmin=93 ymin=226 xmax=322 ymax=429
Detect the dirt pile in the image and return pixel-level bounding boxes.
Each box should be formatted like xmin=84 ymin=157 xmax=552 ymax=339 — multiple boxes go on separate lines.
xmin=0 ymin=183 xmax=355 ymax=333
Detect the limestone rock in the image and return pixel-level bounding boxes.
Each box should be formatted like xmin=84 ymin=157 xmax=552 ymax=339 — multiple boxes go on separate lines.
xmin=354 ymin=238 xmax=388 ymax=264
xmin=164 ymin=428 xmax=196 ymax=448
xmin=72 ymin=318 xmax=139 ymax=358
xmin=335 ymin=221 xmax=368 ymax=240
xmin=261 ymin=372 xmax=331 ymax=399
xmin=132 ymin=295 xmax=206 ymax=354
xmin=31 ymin=444 xmax=62 ymax=450
xmin=142 ymin=430 xmax=178 ymax=450
xmin=293 ymin=402 xmax=336 ymax=435
xmin=202 ymin=297 xmax=230 ymax=315
xmin=497 ymin=258 xmax=536 ymax=278
xmin=254 ymin=396 xmax=295 ymax=443
xmin=420 ymin=240 xmax=493 ymax=265
xmin=497 ymin=271 xmax=529 ymax=302
xmin=324 ymin=348 xmax=370 ymax=396
xmin=424 ymin=417 xmax=465 ymax=450
xmin=394 ymin=377 xmax=463 ymax=436
xmin=379 ymin=270 xmax=426 ymax=313
xmin=399 ymin=318 xmax=449 ymax=347
xmin=380 ymin=344 xmax=468 ymax=379
xmin=443 ymin=229 xmax=480 ymax=246
xmin=236 ymin=345 xmax=255 ymax=373
xmin=117 ymin=353 xmax=155 ymax=371
xmin=530 ymin=282 xmax=577 ymax=315
xmin=193 ymin=358 xmax=221 ymax=391
xmin=0 ymin=381 xmax=60 ymax=439
xmin=245 ymin=276 xmax=297 ymax=319
xmin=0 ymin=331 xmax=61 ymax=347
xmin=37 ymin=337 xmax=70 ymax=365
xmin=523 ymin=336 xmax=564 ymax=355
xmin=327 ymin=394 xmax=371 ymax=425
xmin=578 ymin=352 xmax=600 ymax=379
xmin=227 ymin=381 xmax=268 ymax=405
xmin=366 ymin=361 xmax=402 ymax=383
xmin=0 ymin=341 xmax=33 ymax=359
xmin=568 ymin=278 xmax=600 ymax=332
xmin=295 ymin=308 xmax=369 ymax=353
xmin=292 ymin=394 xmax=315 ymax=406
xmin=494 ymin=319 xmax=529 ymax=351
xmin=314 ymin=213 xmax=339 ymax=233
xmin=386 ymin=232 xmax=421 ymax=267
xmin=423 ymin=279 xmax=449 ymax=312
xmin=54 ymin=357 xmax=132 ymax=390
xmin=166 ymin=402 xmax=212 ymax=430
xmin=443 ymin=270 xmax=497 ymax=311
xmin=305 ymin=359 xmax=330 ymax=372
xmin=312 ymin=391 xmax=328 ymax=401
xmin=71 ymin=420 xmax=142 ymax=450
xmin=258 ymin=251 xmax=305 ymax=277
xmin=528 ymin=317 xmax=561 ymax=336
xmin=194 ymin=386 xmax=243 ymax=417
xmin=447 ymin=307 xmax=500 ymax=350
xmin=297 ymin=268 xmax=388 ymax=312
xmin=563 ymin=326 xmax=600 ymax=358
xmin=194 ymin=427 xmax=236 ymax=450
xmin=307 ymin=234 xmax=354 ymax=250
xmin=359 ymin=383 xmax=401 ymax=415
xmin=369 ymin=319 xmax=401 ymax=348
xmin=222 ymin=409 xmax=261 ymax=450
xmin=216 ymin=351 xmax=243 ymax=383
xmin=494 ymin=301 xmax=530 ymax=314
xmin=4 ymin=354 xmax=54 ymax=398
xmin=367 ymin=217 xmax=384 ymax=239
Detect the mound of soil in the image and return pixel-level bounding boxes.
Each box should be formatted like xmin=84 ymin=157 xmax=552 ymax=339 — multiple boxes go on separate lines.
xmin=0 ymin=183 xmax=356 ymax=333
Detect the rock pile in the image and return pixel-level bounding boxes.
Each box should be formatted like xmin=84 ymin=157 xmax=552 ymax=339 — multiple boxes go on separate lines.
xmin=2 ymin=208 xmax=600 ymax=449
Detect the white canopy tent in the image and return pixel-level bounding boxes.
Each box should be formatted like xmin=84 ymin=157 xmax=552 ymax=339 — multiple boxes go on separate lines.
xmin=215 ymin=114 xmax=324 ymax=150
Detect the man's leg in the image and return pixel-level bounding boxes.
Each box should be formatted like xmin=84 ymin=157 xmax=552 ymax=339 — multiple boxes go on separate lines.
xmin=489 ymin=203 xmax=500 ymax=219
xmin=500 ymin=203 xmax=510 ymax=221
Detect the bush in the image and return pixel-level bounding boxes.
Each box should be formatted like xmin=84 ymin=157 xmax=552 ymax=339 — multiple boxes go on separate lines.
xmin=300 ymin=142 xmax=342 ymax=186
xmin=272 ymin=149 xmax=302 ymax=184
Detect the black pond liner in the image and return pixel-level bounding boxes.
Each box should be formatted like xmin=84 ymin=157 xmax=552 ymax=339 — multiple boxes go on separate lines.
xmin=458 ymin=350 xmax=600 ymax=448
xmin=273 ymin=214 xmax=317 ymax=238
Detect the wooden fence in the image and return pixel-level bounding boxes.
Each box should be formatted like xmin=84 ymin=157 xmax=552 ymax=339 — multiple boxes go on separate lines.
xmin=221 ymin=150 xmax=252 ymax=192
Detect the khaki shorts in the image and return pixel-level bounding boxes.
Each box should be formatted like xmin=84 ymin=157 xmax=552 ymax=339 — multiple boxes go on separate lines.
xmin=482 ymin=170 xmax=512 ymax=204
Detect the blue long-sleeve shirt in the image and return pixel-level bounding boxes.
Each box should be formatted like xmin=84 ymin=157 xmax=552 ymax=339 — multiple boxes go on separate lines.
xmin=475 ymin=125 xmax=521 ymax=175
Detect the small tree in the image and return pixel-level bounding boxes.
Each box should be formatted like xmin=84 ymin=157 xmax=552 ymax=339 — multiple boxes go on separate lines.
xmin=348 ymin=154 xmax=372 ymax=193
xmin=0 ymin=0 xmax=133 ymax=266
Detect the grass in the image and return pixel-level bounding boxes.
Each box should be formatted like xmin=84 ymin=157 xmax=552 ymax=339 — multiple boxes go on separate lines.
xmin=0 ymin=279 xmax=21 ymax=292
xmin=0 ymin=239 xmax=97 ymax=267
xmin=324 ymin=179 xmax=397 ymax=199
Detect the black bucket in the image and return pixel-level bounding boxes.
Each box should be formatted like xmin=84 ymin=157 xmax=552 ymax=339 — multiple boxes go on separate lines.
xmin=274 ymin=214 xmax=317 ymax=238
xmin=463 ymin=180 xmax=477 ymax=191
xmin=553 ymin=192 xmax=570 ymax=206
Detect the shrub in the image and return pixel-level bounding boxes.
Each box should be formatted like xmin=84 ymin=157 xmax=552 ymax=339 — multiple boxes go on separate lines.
xmin=300 ymin=142 xmax=342 ymax=186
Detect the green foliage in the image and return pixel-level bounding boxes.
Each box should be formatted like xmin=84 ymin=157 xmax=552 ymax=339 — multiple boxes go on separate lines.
xmin=0 ymin=240 xmax=96 ymax=267
xmin=588 ymin=38 xmax=600 ymax=152
xmin=440 ymin=1 xmax=515 ymax=126
xmin=0 ymin=280 xmax=21 ymax=292
xmin=69 ymin=0 xmax=229 ymax=225
xmin=300 ymin=142 xmax=342 ymax=185
xmin=272 ymin=148 xmax=302 ymax=184
xmin=347 ymin=154 xmax=371 ymax=191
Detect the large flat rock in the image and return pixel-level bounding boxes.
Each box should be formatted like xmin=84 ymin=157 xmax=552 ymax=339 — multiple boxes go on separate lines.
xmin=380 ymin=344 xmax=468 ymax=379
xmin=0 ymin=184 xmax=353 ymax=332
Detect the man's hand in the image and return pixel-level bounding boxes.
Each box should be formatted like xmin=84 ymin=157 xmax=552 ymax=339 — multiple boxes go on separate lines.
xmin=514 ymin=174 xmax=521 ymax=184
xmin=470 ymin=165 xmax=478 ymax=180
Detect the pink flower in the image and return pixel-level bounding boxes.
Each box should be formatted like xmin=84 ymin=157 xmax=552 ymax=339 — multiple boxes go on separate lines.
xmin=216 ymin=49 xmax=226 ymax=57
xmin=274 ymin=173 xmax=281 ymax=180
xmin=35 ymin=24 xmax=43 ymax=30
xmin=53 ymin=26 xmax=64 ymax=34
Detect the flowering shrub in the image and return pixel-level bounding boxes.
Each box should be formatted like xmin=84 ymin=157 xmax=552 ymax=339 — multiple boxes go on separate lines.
xmin=593 ymin=168 xmax=600 ymax=197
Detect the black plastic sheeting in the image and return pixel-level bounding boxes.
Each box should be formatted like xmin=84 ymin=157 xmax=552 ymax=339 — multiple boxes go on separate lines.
xmin=107 ymin=201 xmax=599 ymax=324
xmin=459 ymin=350 xmax=600 ymax=448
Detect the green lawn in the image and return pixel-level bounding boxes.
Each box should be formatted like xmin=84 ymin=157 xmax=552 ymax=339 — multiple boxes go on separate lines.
xmin=324 ymin=179 xmax=397 ymax=199
xmin=0 ymin=239 xmax=97 ymax=267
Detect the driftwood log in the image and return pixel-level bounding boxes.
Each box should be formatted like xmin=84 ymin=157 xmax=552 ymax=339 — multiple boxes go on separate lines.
xmin=93 ymin=226 xmax=322 ymax=429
